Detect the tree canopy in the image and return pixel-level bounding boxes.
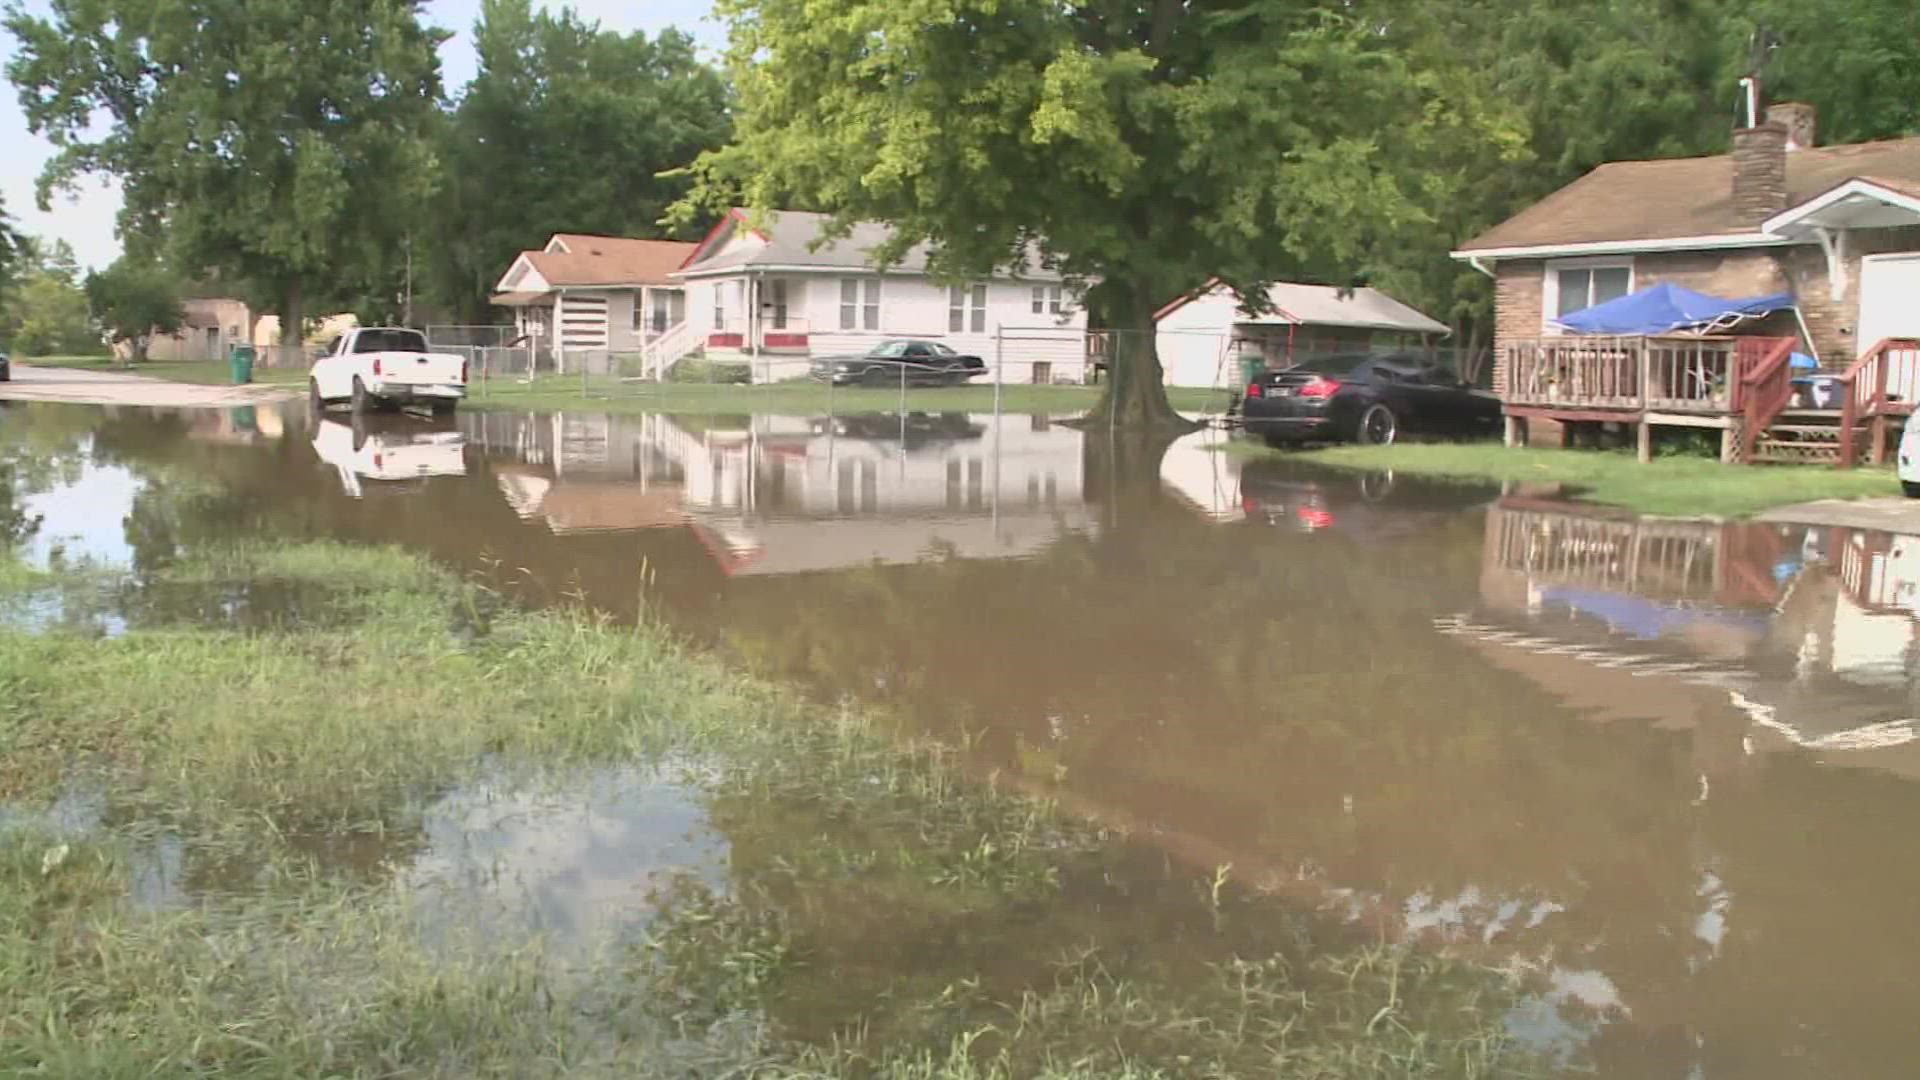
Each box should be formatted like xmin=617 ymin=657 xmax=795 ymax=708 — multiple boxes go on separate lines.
xmin=85 ymin=257 xmax=187 ymax=363
xmin=677 ymin=0 xmax=1526 ymax=426
xmin=426 ymin=0 xmax=731 ymax=319
xmin=5 ymin=0 xmax=447 ymax=355
xmin=0 ymin=238 xmax=98 ymax=356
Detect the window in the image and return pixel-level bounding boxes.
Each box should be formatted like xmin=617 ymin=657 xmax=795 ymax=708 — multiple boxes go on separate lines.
xmin=353 ymin=329 xmax=427 ymax=353
xmin=1546 ymin=259 xmax=1633 ymax=324
xmin=840 ymin=278 xmax=880 ymax=330
xmin=651 ymin=291 xmax=670 ymax=334
xmin=949 ymin=283 xmax=987 ymax=333
xmin=1031 ymin=285 xmax=1064 ymax=315
xmin=714 ymin=284 xmax=727 ymax=330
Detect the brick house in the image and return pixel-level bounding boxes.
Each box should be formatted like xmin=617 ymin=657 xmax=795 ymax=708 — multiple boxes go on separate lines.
xmin=1453 ymin=104 xmax=1920 ymax=462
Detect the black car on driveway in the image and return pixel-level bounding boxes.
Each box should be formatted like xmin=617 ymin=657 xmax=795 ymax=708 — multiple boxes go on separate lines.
xmin=812 ymin=339 xmax=988 ymax=387
xmin=1240 ymin=353 xmax=1500 ymax=447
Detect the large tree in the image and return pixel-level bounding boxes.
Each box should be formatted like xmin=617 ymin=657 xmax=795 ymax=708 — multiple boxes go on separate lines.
xmin=427 ymin=0 xmax=730 ymax=319
xmin=677 ymin=0 xmax=1523 ymax=428
xmin=5 ymin=0 xmax=445 ymax=360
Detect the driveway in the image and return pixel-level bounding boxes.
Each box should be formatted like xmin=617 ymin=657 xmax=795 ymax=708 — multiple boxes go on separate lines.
xmin=0 ymin=364 xmax=296 ymax=408
xmin=1757 ymin=497 xmax=1920 ymax=532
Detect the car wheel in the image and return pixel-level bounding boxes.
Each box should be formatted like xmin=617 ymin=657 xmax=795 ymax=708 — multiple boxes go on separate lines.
xmin=431 ymin=399 xmax=456 ymax=419
xmin=351 ymin=376 xmax=372 ymax=415
xmin=308 ymin=379 xmax=326 ymax=414
xmin=1356 ymin=404 xmax=1398 ymax=446
xmin=1261 ymin=432 xmax=1296 ymax=451
xmin=862 ymin=366 xmax=893 ymax=387
xmin=1903 ymin=481 xmax=1920 ymax=499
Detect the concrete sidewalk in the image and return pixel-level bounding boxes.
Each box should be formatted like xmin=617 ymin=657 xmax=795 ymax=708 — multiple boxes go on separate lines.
xmin=0 ymin=364 xmax=297 ymax=408
xmin=1757 ymin=496 xmax=1920 ymax=531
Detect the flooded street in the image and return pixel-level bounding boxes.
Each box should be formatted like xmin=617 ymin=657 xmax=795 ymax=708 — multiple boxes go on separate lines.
xmin=9 ymin=398 xmax=1920 ymax=1075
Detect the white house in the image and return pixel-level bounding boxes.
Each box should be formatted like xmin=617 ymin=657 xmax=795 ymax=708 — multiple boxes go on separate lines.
xmin=673 ymin=208 xmax=1091 ymax=384
xmin=1153 ymin=281 xmax=1450 ymax=388
xmin=491 ymin=234 xmax=698 ymax=373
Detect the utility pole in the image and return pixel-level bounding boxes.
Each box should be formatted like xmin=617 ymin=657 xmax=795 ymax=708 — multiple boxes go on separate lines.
xmin=404 ymin=232 xmax=415 ymax=326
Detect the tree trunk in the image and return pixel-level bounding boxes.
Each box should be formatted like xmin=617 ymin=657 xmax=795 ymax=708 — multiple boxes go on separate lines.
xmin=1082 ymin=281 xmax=1196 ymax=433
xmin=131 ymin=335 xmax=148 ymax=365
xmin=280 ymin=281 xmax=305 ymax=370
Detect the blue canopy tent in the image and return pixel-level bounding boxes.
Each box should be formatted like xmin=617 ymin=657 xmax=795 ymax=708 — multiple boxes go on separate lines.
xmin=1555 ymin=282 xmax=1797 ymax=336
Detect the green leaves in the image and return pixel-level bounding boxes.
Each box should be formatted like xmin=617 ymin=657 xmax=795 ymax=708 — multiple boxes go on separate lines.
xmin=84 ymin=257 xmax=187 ymax=359
xmin=5 ymin=0 xmax=448 ymax=326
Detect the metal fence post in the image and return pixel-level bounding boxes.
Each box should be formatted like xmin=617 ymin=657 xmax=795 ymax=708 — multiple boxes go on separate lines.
xmin=994 ymin=323 xmax=1003 ymax=417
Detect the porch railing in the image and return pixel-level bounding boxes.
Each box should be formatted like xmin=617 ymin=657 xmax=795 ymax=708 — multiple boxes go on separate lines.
xmin=1836 ymin=338 xmax=1920 ymax=467
xmin=1504 ymin=335 xmax=1791 ymax=415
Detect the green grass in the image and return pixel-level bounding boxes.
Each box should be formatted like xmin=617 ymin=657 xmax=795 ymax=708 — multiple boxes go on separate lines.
xmin=20 ymin=355 xmax=310 ymax=387
xmin=0 ymin=541 xmax=1539 ymax=1076
xmin=466 ymin=373 xmax=1233 ymax=417
xmin=1224 ymin=440 xmax=1900 ymax=518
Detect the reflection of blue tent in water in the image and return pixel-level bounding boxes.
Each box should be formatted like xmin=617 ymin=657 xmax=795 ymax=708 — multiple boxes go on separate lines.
xmin=1539 ymin=586 xmax=1771 ymax=641
xmin=1554 ymin=282 xmax=1797 ymax=336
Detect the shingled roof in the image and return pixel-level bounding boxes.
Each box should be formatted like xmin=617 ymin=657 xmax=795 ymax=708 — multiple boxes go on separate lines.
xmin=677 ymin=209 xmax=1064 ymax=280
xmin=1459 ymin=136 xmax=1920 ymax=254
xmin=519 ymin=235 xmax=698 ymax=287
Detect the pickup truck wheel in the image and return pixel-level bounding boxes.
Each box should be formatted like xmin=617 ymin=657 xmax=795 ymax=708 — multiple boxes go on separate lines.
xmin=350 ymin=376 xmax=372 ymax=415
xmin=430 ymin=399 xmax=456 ymax=419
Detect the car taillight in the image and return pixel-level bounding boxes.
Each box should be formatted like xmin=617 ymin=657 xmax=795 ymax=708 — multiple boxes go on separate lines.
xmin=373 ymin=358 xmax=383 ymax=377
xmin=1297 ymin=506 xmax=1336 ymax=530
xmin=373 ymin=453 xmax=383 ymax=469
xmin=1241 ymin=495 xmax=1260 ymax=516
xmin=1245 ymin=382 xmax=1262 ymax=398
xmin=1299 ymin=377 xmax=1340 ymax=398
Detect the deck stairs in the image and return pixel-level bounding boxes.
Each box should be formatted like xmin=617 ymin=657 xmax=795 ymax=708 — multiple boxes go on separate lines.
xmin=1749 ymin=409 xmax=1861 ymax=465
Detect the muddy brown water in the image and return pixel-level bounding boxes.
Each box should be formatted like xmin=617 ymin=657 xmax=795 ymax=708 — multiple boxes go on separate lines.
xmin=8 ymin=399 xmax=1920 ymax=1074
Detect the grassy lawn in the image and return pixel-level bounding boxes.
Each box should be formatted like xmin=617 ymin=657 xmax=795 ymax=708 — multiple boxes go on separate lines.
xmin=465 ymin=373 xmax=1233 ymax=416
xmin=1225 ymin=440 xmax=1898 ymax=518
xmin=0 ymin=541 xmax=1533 ymax=1075
xmin=20 ymin=355 xmax=310 ymax=387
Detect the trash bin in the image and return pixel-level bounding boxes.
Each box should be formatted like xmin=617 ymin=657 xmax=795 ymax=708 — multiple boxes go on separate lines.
xmin=229 ymin=345 xmax=255 ymax=385
xmin=1240 ymin=354 xmax=1265 ymax=389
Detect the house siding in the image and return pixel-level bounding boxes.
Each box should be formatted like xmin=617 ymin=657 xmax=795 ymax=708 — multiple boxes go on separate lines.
xmin=1490 ymin=225 xmax=1920 ymax=392
xmin=682 ymin=272 xmax=1088 ymax=384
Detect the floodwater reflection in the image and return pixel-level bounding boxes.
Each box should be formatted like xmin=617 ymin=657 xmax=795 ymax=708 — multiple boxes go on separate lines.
xmin=13 ymin=399 xmax=1920 ymax=1073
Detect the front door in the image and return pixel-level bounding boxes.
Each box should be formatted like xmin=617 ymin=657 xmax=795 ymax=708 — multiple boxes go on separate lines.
xmin=1857 ymin=254 xmax=1920 ymax=403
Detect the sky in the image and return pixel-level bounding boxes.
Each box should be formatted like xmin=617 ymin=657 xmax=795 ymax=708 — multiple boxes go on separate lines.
xmin=0 ymin=0 xmax=723 ymax=271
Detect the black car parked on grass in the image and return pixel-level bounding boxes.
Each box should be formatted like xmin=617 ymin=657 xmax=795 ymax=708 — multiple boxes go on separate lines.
xmin=811 ymin=339 xmax=988 ymax=387
xmin=1240 ymin=353 xmax=1500 ymax=447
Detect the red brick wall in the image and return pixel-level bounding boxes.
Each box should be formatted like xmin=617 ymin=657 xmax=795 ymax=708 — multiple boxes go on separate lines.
xmin=1488 ymin=227 xmax=1920 ymax=390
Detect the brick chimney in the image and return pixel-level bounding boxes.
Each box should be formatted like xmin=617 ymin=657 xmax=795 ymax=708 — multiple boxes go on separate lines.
xmin=1732 ymin=122 xmax=1789 ymax=225
xmin=1766 ymin=102 xmax=1817 ymax=151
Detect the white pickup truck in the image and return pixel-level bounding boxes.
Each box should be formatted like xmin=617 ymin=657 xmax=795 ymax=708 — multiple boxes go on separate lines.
xmin=310 ymin=327 xmax=467 ymax=415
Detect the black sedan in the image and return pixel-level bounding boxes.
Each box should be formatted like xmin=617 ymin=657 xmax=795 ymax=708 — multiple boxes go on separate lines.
xmin=0 ymin=351 xmax=9 ymax=382
xmin=811 ymin=339 xmax=988 ymax=386
xmin=1240 ymin=354 xmax=1500 ymax=447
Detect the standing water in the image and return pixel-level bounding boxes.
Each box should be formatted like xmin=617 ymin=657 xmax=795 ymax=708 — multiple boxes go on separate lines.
xmin=5 ymin=398 xmax=1920 ymax=1075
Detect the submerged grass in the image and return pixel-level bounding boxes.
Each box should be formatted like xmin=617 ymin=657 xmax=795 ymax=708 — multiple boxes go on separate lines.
xmin=1225 ymin=439 xmax=1898 ymax=518
xmin=0 ymin=540 xmax=1541 ymax=1076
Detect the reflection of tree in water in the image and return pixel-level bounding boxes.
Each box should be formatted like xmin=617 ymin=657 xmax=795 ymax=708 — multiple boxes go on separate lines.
xmin=0 ymin=402 xmax=104 ymax=551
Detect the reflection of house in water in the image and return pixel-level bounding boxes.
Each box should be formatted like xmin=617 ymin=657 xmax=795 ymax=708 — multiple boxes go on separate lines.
xmin=464 ymin=410 xmax=1096 ymax=574
xmin=1465 ymin=499 xmax=1920 ymax=772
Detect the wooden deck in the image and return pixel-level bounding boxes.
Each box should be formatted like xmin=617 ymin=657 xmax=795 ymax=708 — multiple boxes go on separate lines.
xmin=1500 ymin=335 xmax=1920 ymax=466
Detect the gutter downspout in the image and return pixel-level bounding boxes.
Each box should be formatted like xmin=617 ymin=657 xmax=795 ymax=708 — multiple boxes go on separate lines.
xmin=1467 ymin=255 xmax=1495 ymax=278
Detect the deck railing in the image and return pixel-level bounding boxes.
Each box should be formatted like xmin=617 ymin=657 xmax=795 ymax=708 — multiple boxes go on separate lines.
xmin=1837 ymin=338 xmax=1920 ymax=467
xmin=1505 ymin=335 xmax=1793 ymax=415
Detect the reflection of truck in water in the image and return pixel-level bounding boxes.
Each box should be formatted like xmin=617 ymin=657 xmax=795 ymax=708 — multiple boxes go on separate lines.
xmin=311 ymin=417 xmax=466 ymax=498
